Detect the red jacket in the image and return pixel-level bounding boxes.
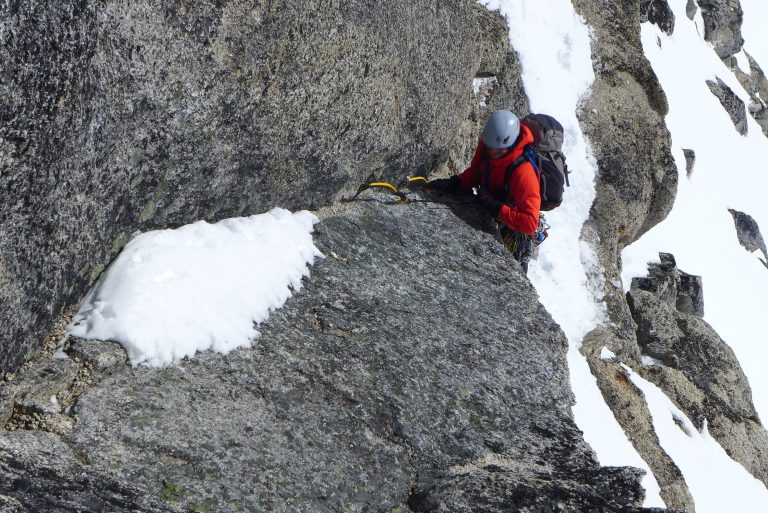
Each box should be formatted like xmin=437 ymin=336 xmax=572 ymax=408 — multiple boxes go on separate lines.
xmin=455 ymin=124 xmax=541 ymax=235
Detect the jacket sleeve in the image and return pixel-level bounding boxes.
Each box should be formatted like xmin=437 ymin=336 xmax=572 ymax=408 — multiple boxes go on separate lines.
xmin=455 ymin=140 xmax=485 ymax=190
xmin=496 ymin=162 xmax=541 ymax=235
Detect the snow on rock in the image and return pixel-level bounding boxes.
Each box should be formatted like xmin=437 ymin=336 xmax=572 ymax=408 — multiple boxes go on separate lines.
xmin=641 ymin=355 xmax=664 ymax=367
xmin=67 ymin=208 xmax=323 ymax=367
xmin=627 ymin=365 xmax=768 ymax=512
xmin=735 ymin=48 xmax=751 ymax=74
xmin=478 ymin=0 xmax=665 ymax=507
xmin=625 ymin=0 xmax=768 ymax=425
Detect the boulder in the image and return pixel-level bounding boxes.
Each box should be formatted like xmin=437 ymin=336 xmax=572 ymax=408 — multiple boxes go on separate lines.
xmin=697 ymin=0 xmax=745 ymax=59
xmin=686 ymin=0 xmax=699 ymax=20
xmin=0 ymin=0 xmax=523 ymax=375
xmin=682 ymin=148 xmax=696 ymax=176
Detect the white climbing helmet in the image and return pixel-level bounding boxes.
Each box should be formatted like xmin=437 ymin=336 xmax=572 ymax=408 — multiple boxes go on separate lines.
xmin=482 ymin=110 xmax=521 ymax=149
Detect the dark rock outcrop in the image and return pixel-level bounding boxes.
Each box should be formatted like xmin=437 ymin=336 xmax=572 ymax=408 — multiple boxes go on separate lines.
xmin=707 ymin=77 xmax=748 ymax=135
xmin=627 ymin=255 xmax=768 ymax=488
xmin=0 ymin=199 xmax=663 ymax=512
xmin=641 ymin=0 xmax=676 ymax=36
xmin=728 ymin=208 xmax=768 ymax=266
xmin=698 ymin=0 xmax=745 ymax=59
xmin=0 ymin=0 xmax=525 ymax=375
xmin=737 ymin=51 xmax=768 ymax=137
xmin=682 ymin=148 xmax=696 ymax=176
xmin=631 ymin=253 xmax=704 ymax=318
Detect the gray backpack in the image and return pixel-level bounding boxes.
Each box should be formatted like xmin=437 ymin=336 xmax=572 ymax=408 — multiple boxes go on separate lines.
xmin=519 ymin=114 xmax=570 ymax=211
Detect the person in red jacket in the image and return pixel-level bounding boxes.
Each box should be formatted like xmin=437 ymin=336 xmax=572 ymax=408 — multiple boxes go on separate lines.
xmin=429 ymin=110 xmax=541 ymax=273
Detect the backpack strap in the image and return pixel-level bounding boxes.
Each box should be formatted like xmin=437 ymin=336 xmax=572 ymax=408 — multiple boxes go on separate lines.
xmin=483 ymin=149 xmax=491 ymax=191
xmin=502 ymin=146 xmax=540 ymax=200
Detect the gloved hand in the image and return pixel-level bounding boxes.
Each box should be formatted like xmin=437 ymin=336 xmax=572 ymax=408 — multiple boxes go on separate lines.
xmin=427 ymin=176 xmax=461 ymax=194
xmin=477 ymin=193 xmax=503 ymax=218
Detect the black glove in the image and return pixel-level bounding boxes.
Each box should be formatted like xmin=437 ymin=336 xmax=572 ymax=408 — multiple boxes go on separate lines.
xmin=427 ymin=176 xmax=461 ymax=194
xmin=477 ymin=193 xmax=504 ymax=218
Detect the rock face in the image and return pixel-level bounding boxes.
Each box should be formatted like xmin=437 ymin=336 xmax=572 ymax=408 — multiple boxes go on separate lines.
xmin=706 ymin=77 xmax=748 ymax=135
xmin=697 ymin=0 xmax=744 ymax=59
xmin=627 ymin=254 xmax=768 ymax=488
xmin=0 ymin=199 xmax=665 ymax=512
xmin=582 ymin=254 xmax=768 ymax=509
xmin=728 ymin=208 xmax=768 ymax=266
xmin=571 ymin=0 xmax=677 ymax=350
xmin=0 ymin=0 xmax=526 ymax=375
xmin=0 ymin=431 xmax=185 ymax=513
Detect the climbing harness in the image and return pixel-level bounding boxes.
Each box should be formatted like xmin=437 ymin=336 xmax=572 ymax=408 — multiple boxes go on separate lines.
xmin=499 ymin=213 xmax=550 ymax=263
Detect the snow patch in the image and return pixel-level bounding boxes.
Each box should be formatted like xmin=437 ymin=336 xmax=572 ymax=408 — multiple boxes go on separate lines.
xmin=600 ymin=346 xmax=616 ymax=360
xmin=52 ymin=349 xmax=69 ymax=360
xmin=734 ymin=49 xmax=751 ymax=74
xmin=627 ymin=365 xmax=768 ymax=512
xmin=641 ymin=355 xmax=664 ymax=367
xmin=67 ymin=208 xmax=323 ymax=367
xmin=472 ymin=76 xmax=499 ymax=107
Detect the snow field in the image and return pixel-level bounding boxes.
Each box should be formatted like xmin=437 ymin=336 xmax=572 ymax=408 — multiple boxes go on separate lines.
xmin=625 ymin=0 xmax=768 ymax=426
xmin=479 ymin=0 xmax=665 ymax=506
xmin=627 ymin=365 xmax=768 ymax=513
xmin=67 ymin=208 xmax=323 ymax=367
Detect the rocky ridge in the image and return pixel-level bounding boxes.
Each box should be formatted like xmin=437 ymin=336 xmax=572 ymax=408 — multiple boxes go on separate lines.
xmin=580 ymin=0 xmax=768 ymax=510
xmin=2 ymin=0 xmax=768 ymax=511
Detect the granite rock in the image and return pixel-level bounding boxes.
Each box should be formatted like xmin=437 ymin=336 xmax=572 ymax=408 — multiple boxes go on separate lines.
xmin=627 ymin=256 xmax=768 ymax=487
xmin=682 ymin=148 xmax=696 ymax=177
xmin=580 ymin=329 xmax=696 ymax=512
xmin=707 ymin=77 xmax=748 ymax=135
xmin=0 ymin=0 xmax=515 ymax=375
xmin=728 ymin=208 xmax=768 ymax=266
xmin=0 ymin=431 xmax=185 ymax=512
xmin=572 ymin=0 xmax=677 ymax=350
xmin=0 ymin=199 xmax=664 ymax=512
xmin=697 ymin=0 xmax=745 ymax=59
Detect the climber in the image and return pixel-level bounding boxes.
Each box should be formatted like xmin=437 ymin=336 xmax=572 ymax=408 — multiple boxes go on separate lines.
xmin=429 ymin=110 xmax=541 ymax=273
